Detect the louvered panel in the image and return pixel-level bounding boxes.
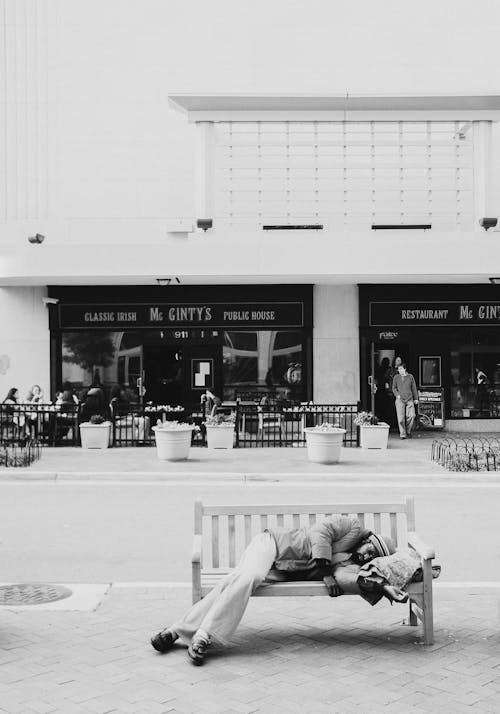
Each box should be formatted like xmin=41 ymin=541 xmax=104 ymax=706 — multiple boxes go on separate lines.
xmin=214 ymin=120 xmax=474 ymax=230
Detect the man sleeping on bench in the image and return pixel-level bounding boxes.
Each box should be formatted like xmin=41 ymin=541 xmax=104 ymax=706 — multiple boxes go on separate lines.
xmin=150 ymin=514 xmax=438 ymax=665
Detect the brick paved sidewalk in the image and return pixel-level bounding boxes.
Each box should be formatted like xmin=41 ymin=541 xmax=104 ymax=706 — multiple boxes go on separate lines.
xmin=1 ymin=586 xmax=499 ymax=713
xmin=4 ymin=432 xmax=498 ymax=482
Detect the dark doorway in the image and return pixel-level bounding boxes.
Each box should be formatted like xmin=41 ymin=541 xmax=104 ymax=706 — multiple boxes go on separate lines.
xmin=369 ymin=342 xmax=410 ymax=427
xmin=143 ymin=346 xmax=184 ymax=405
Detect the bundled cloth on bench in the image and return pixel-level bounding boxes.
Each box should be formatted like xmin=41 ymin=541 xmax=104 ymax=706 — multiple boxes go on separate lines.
xmin=265 ymin=548 xmax=441 ymax=606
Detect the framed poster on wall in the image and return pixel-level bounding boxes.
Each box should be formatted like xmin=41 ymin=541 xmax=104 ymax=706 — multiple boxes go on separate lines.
xmin=419 ymin=356 xmax=441 ymax=388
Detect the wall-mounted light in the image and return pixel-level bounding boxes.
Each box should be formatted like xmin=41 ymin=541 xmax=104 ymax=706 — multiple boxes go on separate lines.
xmin=480 ymin=218 xmax=498 ymax=231
xmin=489 ymin=277 xmax=500 ymax=285
xmin=28 ymin=233 xmax=45 ymax=244
xmin=196 ymin=219 xmax=213 ymax=232
xmin=42 ymin=297 xmax=59 ymax=306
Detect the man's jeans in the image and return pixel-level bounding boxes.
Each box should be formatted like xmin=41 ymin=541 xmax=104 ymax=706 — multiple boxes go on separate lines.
xmin=395 ymin=398 xmax=416 ymax=437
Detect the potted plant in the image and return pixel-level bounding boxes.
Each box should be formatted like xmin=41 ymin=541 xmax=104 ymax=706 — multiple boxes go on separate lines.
xmin=354 ymin=411 xmax=390 ymax=449
xmin=152 ymin=420 xmax=196 ymax=461
xmin=303 ymin=422 xmax=346 ymax=464
xmin=79 ymin=414 xmax=112 ymax=449
xmin=204 ymin=412 xmax=236 ymax=449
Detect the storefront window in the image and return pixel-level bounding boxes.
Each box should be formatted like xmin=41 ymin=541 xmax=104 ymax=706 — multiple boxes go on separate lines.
xmin=222 ymin=330 xmax=304 ymax=399
xmin=61 ymin=331 xmax=142 ymax=400
xmin=450 ymin=329 xmax=500 ymax=417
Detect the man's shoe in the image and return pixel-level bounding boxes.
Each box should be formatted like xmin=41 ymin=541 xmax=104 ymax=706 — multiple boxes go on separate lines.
xmin=406 ymin=432 xmax=413 ymax=439
xmin=187 ymin=635 xmax=211 ymax=665
xmin=150 ymin=630 xmax=176 ymax=653
xmin=400 ymin=435 xmax=406 ymax=439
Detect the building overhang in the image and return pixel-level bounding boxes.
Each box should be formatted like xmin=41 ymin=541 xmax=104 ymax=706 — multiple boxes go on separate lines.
xmin=168 ymin=92 xmax=500 ymax=122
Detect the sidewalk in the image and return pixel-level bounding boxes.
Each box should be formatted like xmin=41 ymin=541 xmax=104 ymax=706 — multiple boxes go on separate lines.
xmin=2 ymin=432 xmax=499 ymax=482
xmin=1 ymin=584 xmax=499 ymax=713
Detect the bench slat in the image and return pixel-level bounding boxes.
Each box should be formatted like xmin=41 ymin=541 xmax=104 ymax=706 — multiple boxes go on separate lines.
xmin=228 ymin=515 xmax=236 ymax=568
xmin=390 ymin=513 xmax=398 ymax=543
xmin=277 ymin=513 xmax=284 ymax=528
xmin=202 ymin=502 xmax=410 ymax=516
xmin=357 ymin=513 xmax=365 ymax=528
xmin=292 ymin=513 xmax=300 ymax=529
xmin=244 ymin=514 xmax=252 ymax=547
xmin=374 ymin=513 xmax=381 ymax=533
xmin=212 ymin=515 xmax=219 ymax=568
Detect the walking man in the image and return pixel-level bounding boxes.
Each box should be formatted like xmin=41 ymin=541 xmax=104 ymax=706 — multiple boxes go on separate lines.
xmin=392 ymin=362 xmax=419 ymax=439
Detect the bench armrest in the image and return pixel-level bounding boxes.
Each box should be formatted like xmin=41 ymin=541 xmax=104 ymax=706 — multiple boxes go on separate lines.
xmin=192 ymin=534 xmax=202 ymax=564
xmin=408 ymin=531 xmax=435 ymax=560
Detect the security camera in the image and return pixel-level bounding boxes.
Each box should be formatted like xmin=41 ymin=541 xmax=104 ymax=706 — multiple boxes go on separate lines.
xmin=28 ymin=233 xmax=45 ymax=244
xmin=479 ymin=217 xmax=498 ymax=231
xmin=42 ymin=297 xmax=59 ymax=306
xmin=196 ymin=219 xmax=213 ymax=232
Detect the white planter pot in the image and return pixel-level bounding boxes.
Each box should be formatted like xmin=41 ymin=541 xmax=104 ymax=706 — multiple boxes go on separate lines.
xmin=206 ymin=425 xmax=235 ymax=449
xmin=359 ymin=423 xmax=390 ymax=449
xmin=304 ymin=428 xmax=346 ymax=464
xmin=153 ymin=425 xmax=194 ymax=461
xmin=80 ymin=422 xmax=111 ymax=449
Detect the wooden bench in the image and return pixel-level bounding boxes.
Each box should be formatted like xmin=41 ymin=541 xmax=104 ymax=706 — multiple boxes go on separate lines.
xmin=192 ymin=497 xmax=436 ymax=645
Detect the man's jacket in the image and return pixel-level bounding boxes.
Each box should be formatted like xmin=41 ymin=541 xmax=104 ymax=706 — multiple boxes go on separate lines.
xmin=267 ymin=515 xmax=370 ymax=571
xmin=392 ymin=373 xmax=418 ymax=403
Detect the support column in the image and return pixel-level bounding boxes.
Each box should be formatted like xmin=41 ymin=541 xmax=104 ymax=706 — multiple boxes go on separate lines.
xmin=195 ymin=122 xmax=215 ymax=226
xmin=473 ymin=120 xmax=492 ymax=228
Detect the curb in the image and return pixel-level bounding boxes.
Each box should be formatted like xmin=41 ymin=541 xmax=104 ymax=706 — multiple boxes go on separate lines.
xmin=1 ymin=470 xmax=499 ymax=483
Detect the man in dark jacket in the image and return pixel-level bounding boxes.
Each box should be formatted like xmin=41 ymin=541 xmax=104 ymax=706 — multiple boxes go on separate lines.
xmin=150 ymin=515 xmax=393 ymax=665
xmin=392 ymin=362 xmax=419 ymax=438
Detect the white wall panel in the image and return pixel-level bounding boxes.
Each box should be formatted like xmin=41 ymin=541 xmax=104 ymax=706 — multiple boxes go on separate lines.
xmin=0 ymin=0 xmax=50 ymax=220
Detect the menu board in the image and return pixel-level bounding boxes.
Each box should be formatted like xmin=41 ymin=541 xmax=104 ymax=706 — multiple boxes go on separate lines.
xmin=417 ymin=388 xmax=445 ymax=429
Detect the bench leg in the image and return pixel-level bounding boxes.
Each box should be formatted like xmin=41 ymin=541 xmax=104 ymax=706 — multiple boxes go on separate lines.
xmin=409 ymin=599 xmax=418 ymax=626
xmin=421 ymin=560 xmax=434 ymax=645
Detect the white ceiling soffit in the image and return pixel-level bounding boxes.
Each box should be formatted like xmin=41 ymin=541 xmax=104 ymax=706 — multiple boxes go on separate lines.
xmin=168 ymin=92 xmax=500 ymax=122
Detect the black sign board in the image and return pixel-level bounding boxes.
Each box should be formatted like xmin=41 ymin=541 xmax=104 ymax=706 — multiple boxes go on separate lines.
xmin=58 ymin=302 xmax=305 ymax=330
xmin=417 ymin=388 xmax=445 ymax=430
xmin=370 ymin=301 xmax=500 ymax=327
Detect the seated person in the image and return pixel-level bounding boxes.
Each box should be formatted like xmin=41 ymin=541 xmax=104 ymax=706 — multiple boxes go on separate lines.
xmin=79 ymin=387 xmax=110 ymax=423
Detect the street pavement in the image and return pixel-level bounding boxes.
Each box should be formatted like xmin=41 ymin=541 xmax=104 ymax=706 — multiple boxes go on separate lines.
xmin=0 ymin=434 xmax=499 ymax=712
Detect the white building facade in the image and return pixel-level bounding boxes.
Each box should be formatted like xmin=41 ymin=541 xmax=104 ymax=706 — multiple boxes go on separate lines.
xmin=2 ymin=1 xmax=500 ymax=427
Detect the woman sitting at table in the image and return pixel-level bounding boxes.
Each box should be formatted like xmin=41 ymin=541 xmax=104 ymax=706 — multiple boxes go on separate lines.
xmin=25 ymin=384 xmax=46 ymax=437
xmin=2 ymin=387 xmax=26 ymax=438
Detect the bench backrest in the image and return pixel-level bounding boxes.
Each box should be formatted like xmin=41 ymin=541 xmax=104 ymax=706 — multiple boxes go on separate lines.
xmin=195 ymin=498 xmax=415 ymax=569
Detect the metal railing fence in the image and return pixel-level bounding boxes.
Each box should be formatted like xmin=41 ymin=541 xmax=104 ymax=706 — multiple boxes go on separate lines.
xmin=0 ymin=404 xmax=79 ymax=446
xmin=235 ymin=403 xmax=359 ymax=448
xmin=431 ymin=435 xmax=500 ymax=471
xmin=1 ymin=401 xmax=361 ymax=449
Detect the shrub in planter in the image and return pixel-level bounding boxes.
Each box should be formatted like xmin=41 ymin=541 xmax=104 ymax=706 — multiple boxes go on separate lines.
xmin=79 ymin=414 xmax=112 ymax=449
xmin=152 ymin=420 xmax=197 ymax=461
xmin=204 ymin=412 xmax=236 ymax=449
xmin=354 ymin=412 xmax=390 ymax=449
xmin=303 ymin=422 xmax=346 ymax=464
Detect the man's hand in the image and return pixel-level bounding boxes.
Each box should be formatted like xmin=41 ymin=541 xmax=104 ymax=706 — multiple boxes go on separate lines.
xmin=323 ymin=575 xmax=343 ymax=597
